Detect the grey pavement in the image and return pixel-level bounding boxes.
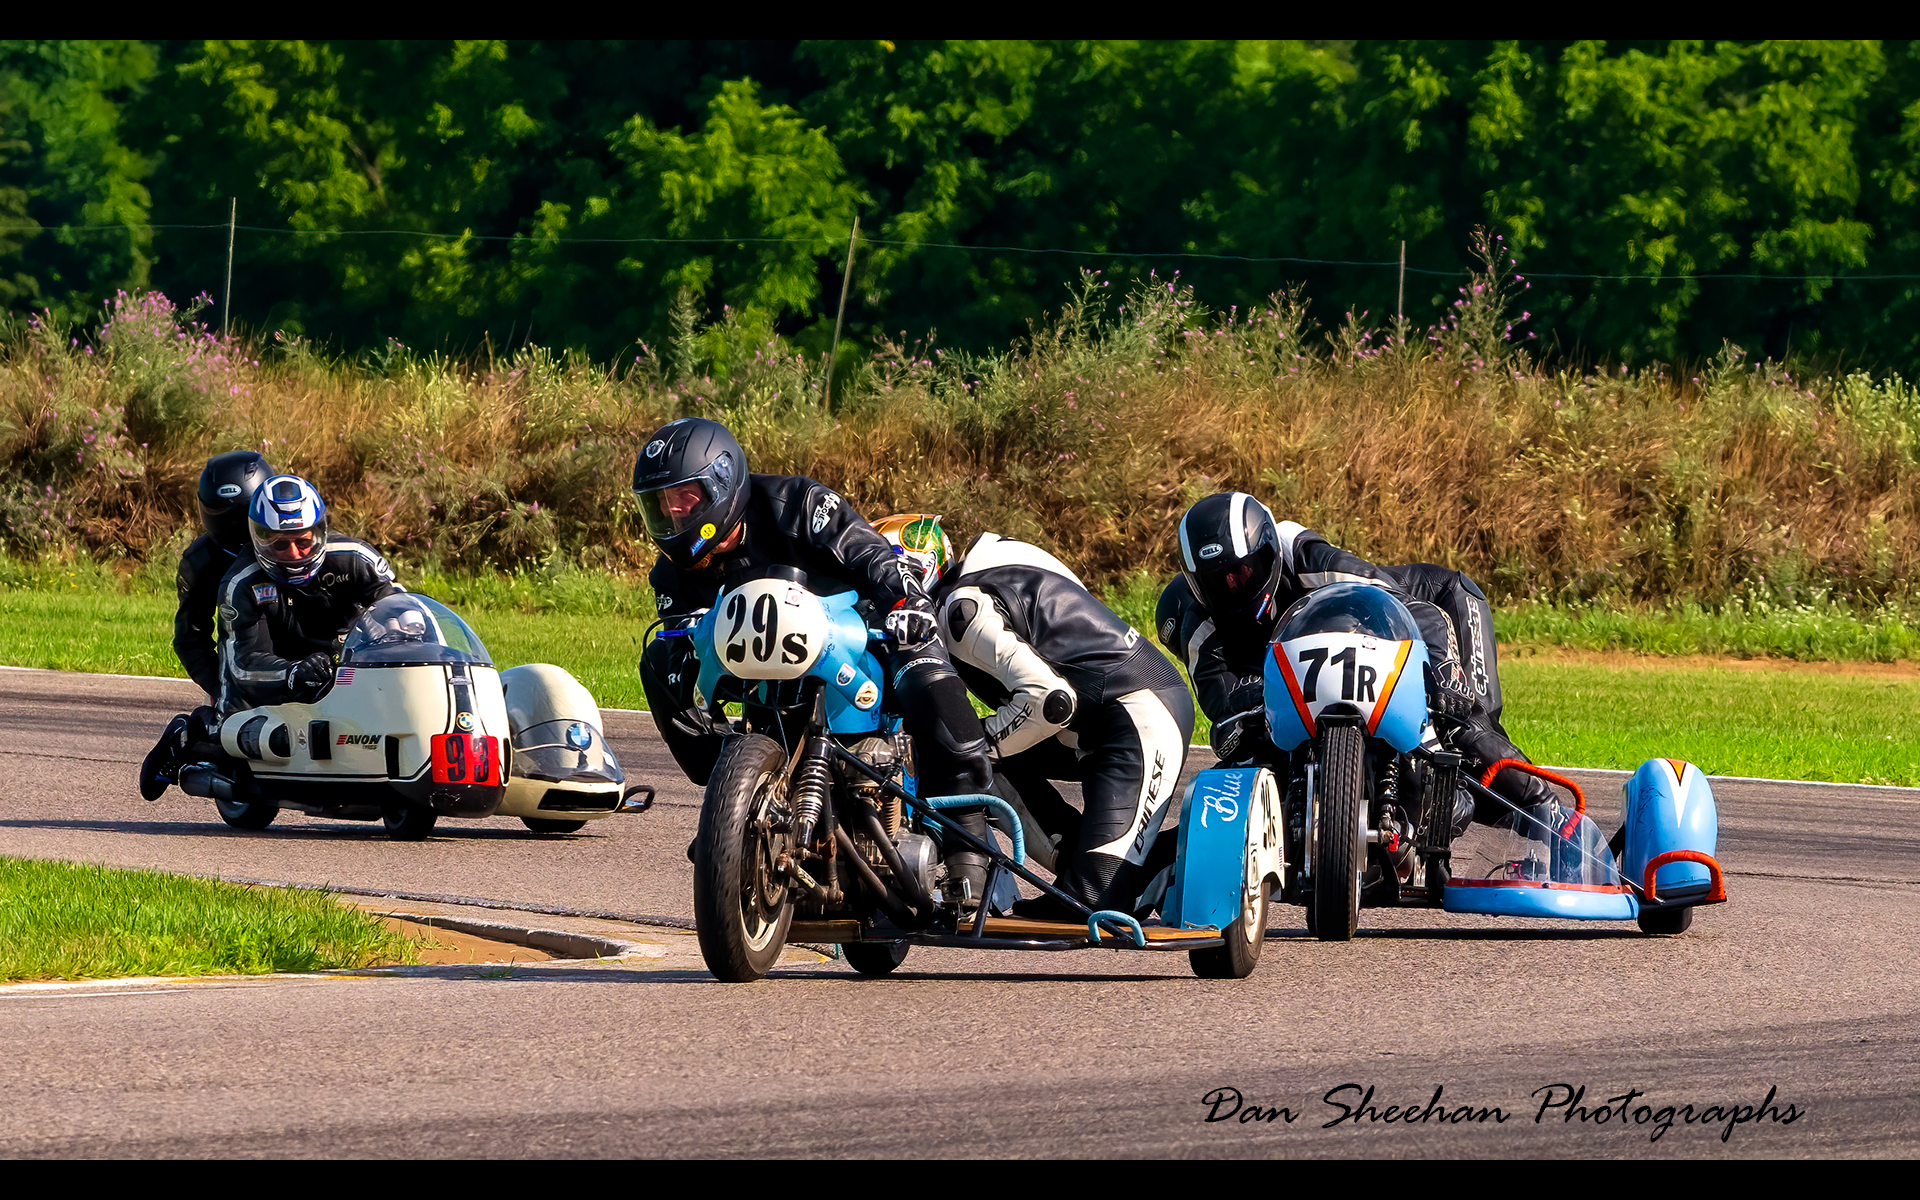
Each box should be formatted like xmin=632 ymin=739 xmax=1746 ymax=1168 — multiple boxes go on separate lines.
xmin=2 ymin=666 xmax=1916 ymax=1157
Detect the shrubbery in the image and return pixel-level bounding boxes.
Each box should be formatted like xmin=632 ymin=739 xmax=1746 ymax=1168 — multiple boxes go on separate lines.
xmin=5 ymin=240 xmax=1920 ymax=612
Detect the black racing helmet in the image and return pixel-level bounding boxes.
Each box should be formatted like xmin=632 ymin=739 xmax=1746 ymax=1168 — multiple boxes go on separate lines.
xmin=631 ymin=418 xmax=751 ymax=570
xmin=1178 ymin=491 xmax=1285 ymax=625
xmin=196 ymin=451 xmax=275 ymax=549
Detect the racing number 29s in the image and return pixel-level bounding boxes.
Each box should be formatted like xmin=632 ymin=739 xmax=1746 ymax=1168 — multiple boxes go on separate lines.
xmin=723 ymin=590 xmax=810 ymax=665
xmin=430 ymin=732 xmax=497 ymax=784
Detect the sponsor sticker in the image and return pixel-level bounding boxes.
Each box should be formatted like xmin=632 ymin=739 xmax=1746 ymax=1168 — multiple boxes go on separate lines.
xmin=658 ymin=595 xmax=673 ymax=612
xmin=836 ymin=663 xmax=856 ymax=687
xmin=216 ymin=483 xmax=243 ymax=498
xmin=810 ymin=493 xmax=840 ymax=534
xmin=455 ymin=711 xmax=475 ymax=732
xmin=643 ymin=438 xmax=666 ymax=458
xmin=1198 ymin=543 xmax=1224 ymax=559
xmin=1160 ymin=618 xmax=1177 ymax=644
xmin=854 ymin=681 xmax=880 ymax=710
xmin=699 ymin=523 xmax=716 ymax=539
xmin=251 ymin=583 xmax=278 ymax=604
xmin=336 ymin=733 xmax=381 ymax=748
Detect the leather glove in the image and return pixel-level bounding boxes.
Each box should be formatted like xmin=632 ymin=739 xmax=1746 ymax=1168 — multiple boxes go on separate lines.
xmin=884 ymin=595 xmax=939 ymax=648
xmin=1210 ymin=708 xmax=1267 ymax=764
xmin=1425 ymin=659 xmax=1478 ymax=726
xmin=289 ymin=651 xmax=336 ymax=701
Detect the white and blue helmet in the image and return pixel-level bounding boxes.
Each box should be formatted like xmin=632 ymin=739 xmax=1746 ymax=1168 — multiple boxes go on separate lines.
xmin=248 ymin=475 xmax=329 ymax=585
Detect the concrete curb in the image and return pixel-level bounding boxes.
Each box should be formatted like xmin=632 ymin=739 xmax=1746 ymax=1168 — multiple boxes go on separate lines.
xmin=365 ymin=910 xmax=662 ymax=961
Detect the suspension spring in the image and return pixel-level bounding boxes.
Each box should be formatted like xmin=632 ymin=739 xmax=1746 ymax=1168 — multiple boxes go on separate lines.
xmin=788 ymin=740 xmax=835 ymax=850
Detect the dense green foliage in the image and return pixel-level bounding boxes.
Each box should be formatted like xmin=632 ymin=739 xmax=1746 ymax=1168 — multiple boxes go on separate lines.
xmin=0 ymin=857 xmax=417 ymax=980
xmin=7 ymin=40 xmax=1920 ymax=370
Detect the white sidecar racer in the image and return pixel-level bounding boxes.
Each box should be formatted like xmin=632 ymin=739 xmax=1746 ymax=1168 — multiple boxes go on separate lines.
xmin=177 ymin=594 xmax=651 ymax=839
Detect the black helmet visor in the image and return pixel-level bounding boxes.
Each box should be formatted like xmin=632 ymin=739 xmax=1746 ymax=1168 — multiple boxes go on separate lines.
xmin=636 ymin=477 xmax=719 ymax=542
xmin=1193 ymin=542 xmax=1276 ymax=620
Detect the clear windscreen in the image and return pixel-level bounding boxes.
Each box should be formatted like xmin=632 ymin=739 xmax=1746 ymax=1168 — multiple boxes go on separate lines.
xmin=1276 ymin=582 xmax=1422 ymax=642
xmin=342 ymin=594 xmax=492 ymax=666
xmin=1450 ymin=801 xmax=1621 ymax=888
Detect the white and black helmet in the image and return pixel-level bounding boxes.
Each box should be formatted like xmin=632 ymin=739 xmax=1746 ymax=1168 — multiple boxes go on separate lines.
xmin=248 ymin=475 xmax=329 ymax=586
xmin=1178 ymin=491 xmax=1285 ymax=624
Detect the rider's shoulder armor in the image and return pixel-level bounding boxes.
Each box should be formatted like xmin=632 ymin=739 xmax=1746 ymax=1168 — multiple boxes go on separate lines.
xmin=944 ymin=534 xmax=1179 ymax=707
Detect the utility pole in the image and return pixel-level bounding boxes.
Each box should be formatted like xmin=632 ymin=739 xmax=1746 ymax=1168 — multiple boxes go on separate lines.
xmin=1397 ymin=239 xmax=1406 ymax=329
xmin=825 ymin=214 xmax=859 ymax=403
xmin=223 ymin=198 xmax=237 ymax=339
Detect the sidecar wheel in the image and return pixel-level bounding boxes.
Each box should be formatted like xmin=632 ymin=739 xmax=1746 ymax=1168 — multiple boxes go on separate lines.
xmin=842 ymin=940 xmax=911 ymax=976
xmin=1314 ymin=724 xmax=1366 ymax=942
xmin=693 ymin=733 xmax=794 ymax=982
xmin=382 ymin=805 xmax=438 ymax=841
xmin=521 ymin=817 xmax=587 ymax=834
xmin=215 ymin=798 xmax=278 ymax=831
xmin=1637 ymin=905 xmax=1694 ymax=936
xmin=1190 ymin=878 xmax=1267 ymax=979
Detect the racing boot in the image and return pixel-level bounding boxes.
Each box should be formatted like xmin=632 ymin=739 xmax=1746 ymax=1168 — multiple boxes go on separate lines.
xmin=941 ymin=807 xmax=993 ymax=915
xmin=139 ymin=713 xmax=193 ymax=801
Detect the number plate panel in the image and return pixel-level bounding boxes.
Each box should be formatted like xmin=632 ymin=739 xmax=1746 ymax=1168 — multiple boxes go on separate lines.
xmin=430 ymin=732 xmax=499 ymax=784
xmin=714 ymin=578 xmax=830 ymax=679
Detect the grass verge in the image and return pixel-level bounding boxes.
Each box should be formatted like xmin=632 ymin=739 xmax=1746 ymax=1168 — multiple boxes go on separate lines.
xmin=5 ymin=582 xmax=1918 ymax=786
xmin=0 ymin=858 xmax=418 ymax=982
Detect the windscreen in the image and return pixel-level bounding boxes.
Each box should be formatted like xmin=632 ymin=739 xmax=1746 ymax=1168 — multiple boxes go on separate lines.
xmin=512 ymin=719 xmax=623 ymax=785
xmin=342 ymin=594 xmax=492 ymax=666
xmin=1275 ymin=582 xmax=1422 ymax=643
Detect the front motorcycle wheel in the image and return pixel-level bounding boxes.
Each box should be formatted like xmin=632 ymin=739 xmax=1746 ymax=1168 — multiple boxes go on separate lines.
xmin=693 ymin=734 xmax=795 ymax=982
xmin=1314 ymin=724 xmax=1366 ymax=942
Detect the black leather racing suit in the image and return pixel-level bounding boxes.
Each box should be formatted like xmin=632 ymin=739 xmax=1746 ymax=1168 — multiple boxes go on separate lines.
xmin=639 ymin=474 xmax=993 ymax=801
xmin=933 ymin=534 xmax=1195 ymax=913
xmin=216 ymin=538 xmax=403 ymax=713
xmin=1155 ymin=520 xmax=1553 ymax=822
xmin=174 ymin=535 xmax=247 ymax=700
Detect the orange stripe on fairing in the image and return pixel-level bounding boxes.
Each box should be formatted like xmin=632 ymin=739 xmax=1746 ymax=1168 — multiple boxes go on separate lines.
xmin=1366 ymin=641 xmax=1413 ymax=736
xmin=1273 ymin=643 xmax=1314 ymax=738
xmin=1664 ymin=758 xmax=1689 ymax=786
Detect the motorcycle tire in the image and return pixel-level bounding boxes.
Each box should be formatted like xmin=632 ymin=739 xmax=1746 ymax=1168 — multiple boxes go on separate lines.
xmin=1314 ymin=724 xmax=1366 ymax=942
xmin=693 ymin=733 xmax=794 ymax=982
xmin=1189 ymin=872 xmax=1267 ymax=979
xmin=1637 ymin=905 xmax=1693 ymax=936
xmin=842 ymin=940 xmax=911 ymax=976
xmin=382 ymin=805 xmax=438 ymax=841
xmin=215 ymin=797 xmax=278 ymax=831
xmin=520 ymin=817 xmax=587 ymax=834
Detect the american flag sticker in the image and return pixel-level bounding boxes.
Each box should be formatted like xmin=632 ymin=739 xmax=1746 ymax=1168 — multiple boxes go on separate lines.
xmin=336 ymin=668 xmax=355 ymax=686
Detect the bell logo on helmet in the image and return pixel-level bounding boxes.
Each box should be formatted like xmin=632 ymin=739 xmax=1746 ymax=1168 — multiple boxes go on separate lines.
xmin=643 ymin=439 xmax=666 ymax=458
xmin=217 ymin=484 xmax=242 ymax=498
xmin=1199 ymin=543 xmax=1224 ymax=559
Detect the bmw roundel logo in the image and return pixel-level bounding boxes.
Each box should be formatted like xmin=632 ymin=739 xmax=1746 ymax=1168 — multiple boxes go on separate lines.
xmin=1198 ymin=543 xmax=1225 ymax=559
xmin=455 ymin=711 xmax=475 ymax=731
xmin=565 ymin=722 xmax=593 ymax=751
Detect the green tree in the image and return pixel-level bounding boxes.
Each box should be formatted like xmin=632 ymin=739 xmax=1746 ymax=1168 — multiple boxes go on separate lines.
xmin=0 ymin=40 xmax=156 ymax=319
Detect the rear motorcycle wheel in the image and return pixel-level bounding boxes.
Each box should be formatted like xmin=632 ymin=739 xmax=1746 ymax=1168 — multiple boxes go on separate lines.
xmin=382 ymin=804 xmax=438 ymax=841
xmin=1314 ymin=724 xmax=1366 ymax=942
xmin=693 ymin=733 xmax=795 ymax=982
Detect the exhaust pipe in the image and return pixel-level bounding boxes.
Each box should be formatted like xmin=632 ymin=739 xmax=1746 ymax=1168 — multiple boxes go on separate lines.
xmin=178 ymin=763 xmax=236 ymax=802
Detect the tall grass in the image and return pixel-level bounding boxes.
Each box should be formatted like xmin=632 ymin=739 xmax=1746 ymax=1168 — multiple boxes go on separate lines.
xmin=5 ymin=234 xmax=1920 ymax=610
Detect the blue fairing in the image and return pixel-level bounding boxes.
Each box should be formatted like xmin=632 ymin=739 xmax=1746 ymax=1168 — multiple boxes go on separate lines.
xmin=1621 ymin=758 xmax=1720 ymax=905
xmin=692 ymin=588 xmax=887 ymax=736
xmin=1162 ymin=768 xmax=1259 ymax=931
xmin=1442 ymin=884 xmax=1638 ymax=921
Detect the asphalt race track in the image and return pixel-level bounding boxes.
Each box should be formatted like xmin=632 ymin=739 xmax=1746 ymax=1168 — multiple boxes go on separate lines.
xmin=3 ymin=666 xmax=1917 ymax=1158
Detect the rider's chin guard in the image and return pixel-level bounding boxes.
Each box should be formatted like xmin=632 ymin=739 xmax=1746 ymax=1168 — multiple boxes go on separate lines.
xmin=1443 ymin=765 xmax=1638 ymax=921
xmin=1620 ymin=758 xmax=1726 ymax=910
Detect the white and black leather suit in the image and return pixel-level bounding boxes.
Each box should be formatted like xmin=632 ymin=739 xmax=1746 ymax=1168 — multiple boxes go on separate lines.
xmin=1156 ymin=521 xmax=1556 ymax=822
xmin=932 ymin=534 xmax=1195 ymax=914
xmin=640 ymin=474 xmax=994 ymax=802
xmin=216 ymin=538 xmax=403 ymax=713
